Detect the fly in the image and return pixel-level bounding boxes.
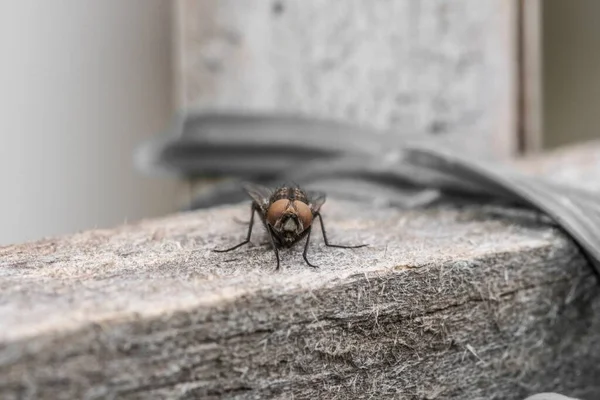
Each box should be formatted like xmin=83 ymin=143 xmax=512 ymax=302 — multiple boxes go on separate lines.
xmin=214 ymin=183 xmax=367 ymax=270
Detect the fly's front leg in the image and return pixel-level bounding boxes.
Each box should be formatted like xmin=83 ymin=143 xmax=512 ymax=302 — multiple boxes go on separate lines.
xmin=266 ymin=225 xmax=281 ymax=270
xmin=214 ymin=205 xmax=257 ymax=252
xmin=302 ymin=226 xmax=319 ymax=268
xmin=315 ymin=212 xmax=368 ymax=249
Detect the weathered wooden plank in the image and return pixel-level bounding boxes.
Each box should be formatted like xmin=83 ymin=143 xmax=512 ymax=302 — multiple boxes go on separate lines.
xmin=175 ymin=0 xmax=518 ymax=159
xmin=1 ymin=144 xmax=600 ymax=399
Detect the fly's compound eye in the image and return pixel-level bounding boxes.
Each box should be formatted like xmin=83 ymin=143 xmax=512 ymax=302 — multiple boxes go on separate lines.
xmin=267 ymin=199 xmax=290 ymax=226
xmin=293 ymin=200 xmax=313 ymax=229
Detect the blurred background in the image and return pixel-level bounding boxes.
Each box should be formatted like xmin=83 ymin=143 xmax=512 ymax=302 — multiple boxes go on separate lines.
xmin=0 ymin=0 xmax=598 ymax=245
xmin=0 ymin=1 xmax=181 ymax=245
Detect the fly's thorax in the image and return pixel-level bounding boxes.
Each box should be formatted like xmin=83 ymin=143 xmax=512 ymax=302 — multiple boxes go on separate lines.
xmin=270 ymin=187 xmax=308 ymax=202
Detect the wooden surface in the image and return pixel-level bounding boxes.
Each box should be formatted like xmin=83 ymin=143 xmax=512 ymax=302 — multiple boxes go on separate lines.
xmin=1 ymin=142 xmax=600 ymax=399
xmin=174 ymin=0 xmax=518 ymax=160
xmin=515 ymin=139 xmax=600 ymax=191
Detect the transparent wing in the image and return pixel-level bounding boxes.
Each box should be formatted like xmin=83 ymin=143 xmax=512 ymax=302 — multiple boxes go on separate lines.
xmin=242 ymin=182 xmax=272 ymax=210
xmin=307 ymin=190 xmax=327 ymax=213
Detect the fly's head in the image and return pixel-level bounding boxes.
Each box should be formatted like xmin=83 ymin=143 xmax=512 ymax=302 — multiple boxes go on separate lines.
xmin=266 ymin=197 xmax=313 ymax=244
xmin=243 ymin=183 xmax=326 ymax=246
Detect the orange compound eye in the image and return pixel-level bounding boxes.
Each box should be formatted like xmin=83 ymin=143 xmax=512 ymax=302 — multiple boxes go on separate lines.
xmin=293 ymin=201 xmax=313 ymax=229
xmin=267 ymin=199 xmax=290 ymax=226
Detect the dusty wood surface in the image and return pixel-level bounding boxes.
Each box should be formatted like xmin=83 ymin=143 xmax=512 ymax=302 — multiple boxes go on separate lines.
xmin=514 ymin=139 xmax=600 ymax=192
xmin=175 ymin=0 xmax=517 ymax=159
xmin=1 ymin=143 xmax=600 ymax=400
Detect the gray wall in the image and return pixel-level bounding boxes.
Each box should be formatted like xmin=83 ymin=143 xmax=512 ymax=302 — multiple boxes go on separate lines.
xmin=0 ymin=1 xmax=180 ymax=245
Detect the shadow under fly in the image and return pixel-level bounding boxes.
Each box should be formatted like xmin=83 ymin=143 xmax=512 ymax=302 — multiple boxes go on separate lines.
xmin=214 ymin=183 xmax=367 ymax=270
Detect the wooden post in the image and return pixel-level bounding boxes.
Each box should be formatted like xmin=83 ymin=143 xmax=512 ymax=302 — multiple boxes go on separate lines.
xmin=1 ymin=142 xmax=599 ymax=399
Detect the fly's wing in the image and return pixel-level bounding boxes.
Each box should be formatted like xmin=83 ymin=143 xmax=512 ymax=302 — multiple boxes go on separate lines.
xmin=307 ymin=190 xmax=327 ymax=214
xmin=242 ymin=182 xmax=272 ymax=212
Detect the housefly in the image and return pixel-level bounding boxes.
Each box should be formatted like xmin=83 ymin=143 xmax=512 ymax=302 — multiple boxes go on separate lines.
xmin=214 ymin=183 xmax=367 ymax=270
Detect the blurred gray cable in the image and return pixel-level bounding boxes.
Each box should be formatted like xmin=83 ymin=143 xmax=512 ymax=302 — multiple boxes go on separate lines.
xmin=135 ymin=112 xmax=600 ymax=282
